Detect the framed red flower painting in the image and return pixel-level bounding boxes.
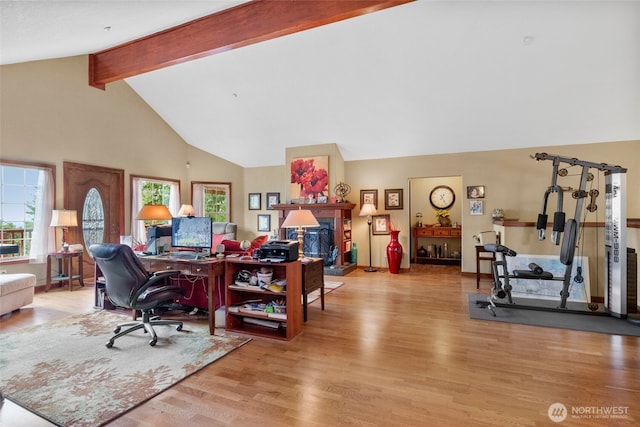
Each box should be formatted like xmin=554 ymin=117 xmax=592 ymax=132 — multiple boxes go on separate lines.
xmin=290 ymin=156 xmax=329 ymax=201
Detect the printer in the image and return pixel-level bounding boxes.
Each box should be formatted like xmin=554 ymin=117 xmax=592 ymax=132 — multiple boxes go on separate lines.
xmin=259 ymin=240 xmax=299 ymax=262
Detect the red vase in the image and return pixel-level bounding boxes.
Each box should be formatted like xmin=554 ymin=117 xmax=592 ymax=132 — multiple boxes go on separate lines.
xmin=386 ymin=230 xmax=403 ymax=274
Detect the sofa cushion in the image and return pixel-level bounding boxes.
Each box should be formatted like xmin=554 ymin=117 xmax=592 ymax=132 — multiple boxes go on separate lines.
xmin=212 ymin=222 xmax=237 ymax=241
xmin=0 ymin=273 xmax=37 ymax=296
xmin=222 ymin=235 xmax=269 ymax=255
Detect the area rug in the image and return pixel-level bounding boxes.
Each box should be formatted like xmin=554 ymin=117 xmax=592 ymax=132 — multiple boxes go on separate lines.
xmin=468 ymin=294 xmax=640 ymax=336
xmin=0 ymin=310 xmax=250 ymax=427
xmin=306 ymin=280 xmax=344 ymax=304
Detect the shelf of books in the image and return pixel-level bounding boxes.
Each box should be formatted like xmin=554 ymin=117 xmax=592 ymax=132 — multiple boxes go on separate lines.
xmin=225 ymin=259 xmax=302 ymax=340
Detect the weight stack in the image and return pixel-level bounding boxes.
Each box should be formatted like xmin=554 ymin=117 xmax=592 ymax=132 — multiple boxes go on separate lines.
xmin=628 ymin=248 xmax=638 ymax=314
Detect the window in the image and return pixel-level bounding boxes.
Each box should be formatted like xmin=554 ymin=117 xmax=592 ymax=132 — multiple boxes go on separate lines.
xmin=1 ymin=161 xmax=55 ymax=263
xmin=130 ymin=175 xmax=180 ymax=245
xmin=192 ymin=182 xmax=231 ymax=222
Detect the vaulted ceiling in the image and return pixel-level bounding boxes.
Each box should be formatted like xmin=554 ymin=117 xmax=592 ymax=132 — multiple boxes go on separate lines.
xmin=2 ymin=1 xmax=639 ymax=167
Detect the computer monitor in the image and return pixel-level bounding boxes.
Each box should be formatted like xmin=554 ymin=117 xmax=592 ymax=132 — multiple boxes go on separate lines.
xmin=171 ymin=216 xmax=212 ymax=251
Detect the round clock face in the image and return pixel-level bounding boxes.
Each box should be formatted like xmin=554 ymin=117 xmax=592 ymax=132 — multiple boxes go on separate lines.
xmin=429 ymin=185 xmax=455 ymax=209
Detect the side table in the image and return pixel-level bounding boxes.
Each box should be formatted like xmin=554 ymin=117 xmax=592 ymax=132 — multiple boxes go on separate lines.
xmin=46 ymin=251 xmax=84 ymax=291
xmin=302 ymin=258 xmax=324 ymax=322
xmin=475 ymin=245 xmax=495 ymax=289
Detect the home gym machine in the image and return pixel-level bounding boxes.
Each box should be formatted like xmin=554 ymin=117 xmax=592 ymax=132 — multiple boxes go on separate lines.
xmin=479 ymin=153 xmax=630 ymax=319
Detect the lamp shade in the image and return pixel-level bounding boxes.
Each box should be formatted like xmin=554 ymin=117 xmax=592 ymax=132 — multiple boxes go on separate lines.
xmin=358 ymin=203 xmax=378 ymax=217
xmin=178 ymin=204 xmax=195 ymax=217
xmin=281 ymin=207 xmax=320 ymax=228
xmin=136 ymin=204 xmax=172 ymax=221
xmin=50 ymin=209 xmax=78 ymax=227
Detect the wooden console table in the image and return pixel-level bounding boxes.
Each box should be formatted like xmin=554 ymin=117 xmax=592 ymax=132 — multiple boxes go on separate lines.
xmin=46 ymin=251 xmax=84 ymax=291
xmin=413 ymin=226 xmax=461 ymax=265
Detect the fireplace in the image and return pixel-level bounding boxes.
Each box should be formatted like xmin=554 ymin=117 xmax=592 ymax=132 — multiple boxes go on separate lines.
xmin=273 ymin=202 xmax=356 ymax=275
xmin=286 ymin=219 xmax=333 ymax=264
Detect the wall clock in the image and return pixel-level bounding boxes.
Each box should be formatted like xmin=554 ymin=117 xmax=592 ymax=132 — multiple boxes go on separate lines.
xmin=429 ymin=185 xmax=455 ymax=209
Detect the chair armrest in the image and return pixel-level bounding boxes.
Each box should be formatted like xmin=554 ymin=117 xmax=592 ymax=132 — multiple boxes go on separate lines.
xmin=150 ymin=269 xmax=182 ymax=279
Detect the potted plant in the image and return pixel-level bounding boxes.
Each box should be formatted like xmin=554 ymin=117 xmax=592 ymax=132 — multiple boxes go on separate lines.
xmin=435 ymin=209 xmax=452 ymax=227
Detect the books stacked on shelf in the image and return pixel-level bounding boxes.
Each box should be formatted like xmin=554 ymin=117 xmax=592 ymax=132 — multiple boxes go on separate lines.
xmin=230 ymin=298 xmax=286 ymax=320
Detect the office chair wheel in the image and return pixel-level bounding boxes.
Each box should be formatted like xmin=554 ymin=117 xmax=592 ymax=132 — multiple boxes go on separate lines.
xmin=149 ymin=338 xmax=157 ymax=346
xmin=106 ymin=340 xmax=114 ymax=348
xmin=176 ymin=324 xmax=183 ymax=331
xmin=113 ymin=326 xmax=121 ymax=334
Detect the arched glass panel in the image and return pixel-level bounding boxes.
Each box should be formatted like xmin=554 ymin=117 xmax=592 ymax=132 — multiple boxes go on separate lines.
xmin=82 ymin=188 xmax=104 ymax=248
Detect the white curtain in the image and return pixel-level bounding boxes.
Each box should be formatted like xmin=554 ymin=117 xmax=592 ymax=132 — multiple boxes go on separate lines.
xmin=169 ymin=181 xmax=180 ymax=217
xmin=29 ymin=168 xmax=55 ymax=263
xmin=131 ymin=177 xmax=145 ymax=245
xmin=192 ymin=183 xmax=204 ymax=215
xmin=130 ymin=177 xmax=181 ymax=246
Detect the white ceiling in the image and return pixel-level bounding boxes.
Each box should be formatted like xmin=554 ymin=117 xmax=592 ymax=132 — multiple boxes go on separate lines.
xmin=2 ymin=1 xmax=639 ymax=168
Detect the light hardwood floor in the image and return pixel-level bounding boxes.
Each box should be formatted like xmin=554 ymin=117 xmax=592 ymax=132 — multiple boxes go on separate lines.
xmin=1 ymin=266 xmax=638 ymax=426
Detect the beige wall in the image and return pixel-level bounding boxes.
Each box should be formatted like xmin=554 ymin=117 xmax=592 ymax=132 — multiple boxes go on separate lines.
xmin=346 ymin=142 xmax=640 ymax=298
xmin=1 ymin=56 xmax=638 ymax=299
xmin=1 ymin=56 xmax=243 ymax=282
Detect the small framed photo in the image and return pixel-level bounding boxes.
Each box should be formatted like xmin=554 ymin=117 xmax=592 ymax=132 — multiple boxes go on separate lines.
xmin=467 ymin=185 xmax=485 ymax=199
xmin=360 ymin=189 xmax=378 ymax=210
xmin=384 ymin=189 xmax=403 ymax=210
xmin=372 ymin=214 xmax=391 ymax=235
xmin=248 ymin=193 xmax=261 ymax=210
xmin=470 ymin=200 xmax=484 ymax=215
xmin=266 ymin=192 xmax=280 ymax=210
xmin=257 ymin=214 xmax=271 ymax=232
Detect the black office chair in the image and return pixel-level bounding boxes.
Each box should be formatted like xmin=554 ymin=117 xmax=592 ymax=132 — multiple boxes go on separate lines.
xmin=89 ymin=243 xmax=187 ymax=348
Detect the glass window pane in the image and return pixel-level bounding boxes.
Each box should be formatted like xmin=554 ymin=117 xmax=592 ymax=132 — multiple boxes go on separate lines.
xmin=82 ymin=188 xmax=105 ymax=248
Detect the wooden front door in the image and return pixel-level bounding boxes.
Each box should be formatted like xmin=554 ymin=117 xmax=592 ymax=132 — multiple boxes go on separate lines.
xmin=63 ymin=162 xmax=125 ymax=280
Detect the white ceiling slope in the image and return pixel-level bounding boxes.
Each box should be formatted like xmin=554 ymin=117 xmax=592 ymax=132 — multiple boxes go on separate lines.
xmin=2 ymin=1 xmax=639 ymax=168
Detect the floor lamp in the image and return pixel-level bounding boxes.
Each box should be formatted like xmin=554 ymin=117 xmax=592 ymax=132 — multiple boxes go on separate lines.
xmin=359 ymin=202 xmax=378 ymax=272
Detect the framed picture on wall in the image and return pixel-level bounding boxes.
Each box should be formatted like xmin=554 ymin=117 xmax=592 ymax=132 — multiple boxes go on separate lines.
xmin=290 ymin=156 xmax=329 ymax=201
xmin=248 ymin=193 xmax=261 ymax=210
xmin=467 ymin=185 xmax=485 ymax=199
xmin=266 ymin=192 xmax=280 ymax=210
xmin=360 ymin=189 xmax=378 ymax=210
xmin=470 ymin=200 xmax=484 ymax=215
xmin=257 ymin=214 xmax=271 ymax=232
xmin=384 ymin=189 xmax=403 ymax=210
xmin=372 ymin=214 xmax=391 ymax=235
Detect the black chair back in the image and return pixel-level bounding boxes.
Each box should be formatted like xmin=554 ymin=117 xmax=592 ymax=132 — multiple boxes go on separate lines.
xmin=90 ymin=244 xmax=150 ymax=308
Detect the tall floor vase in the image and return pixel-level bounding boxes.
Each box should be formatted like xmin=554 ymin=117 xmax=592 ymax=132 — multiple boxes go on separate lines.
xmin=386 ymin=230 xmax=403 ymax=274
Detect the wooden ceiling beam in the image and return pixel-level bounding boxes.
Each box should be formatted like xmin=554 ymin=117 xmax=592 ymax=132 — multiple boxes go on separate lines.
xmin=89 ymin=0 xmax=414 ymax=89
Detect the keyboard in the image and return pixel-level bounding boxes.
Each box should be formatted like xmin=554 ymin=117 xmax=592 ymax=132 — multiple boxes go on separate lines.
xmin=171 ymin=251 xmax=204 ymax=260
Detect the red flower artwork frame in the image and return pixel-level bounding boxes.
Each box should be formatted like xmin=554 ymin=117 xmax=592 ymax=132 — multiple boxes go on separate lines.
xmin=290 ymin=156 xmax=329 ymax=201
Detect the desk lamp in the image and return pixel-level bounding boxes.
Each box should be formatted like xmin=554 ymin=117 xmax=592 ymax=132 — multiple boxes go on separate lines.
xmin=50 ymin=209 xmax=78 ymax=252
xmin=358 ymin=203 xmax=378 ymax=272
xmin=178 ymin=204 xmax=195 ymax=217
xmin=281 ymin=207 xmax=319 ymax=259
xmin=136 ymin=204 xmax=172 ymax=223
